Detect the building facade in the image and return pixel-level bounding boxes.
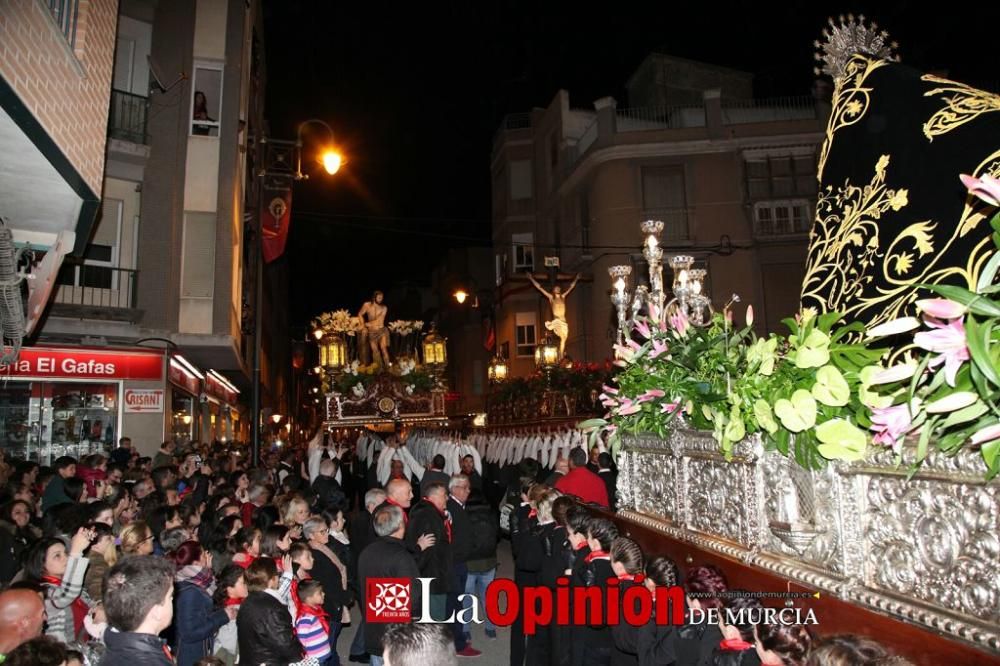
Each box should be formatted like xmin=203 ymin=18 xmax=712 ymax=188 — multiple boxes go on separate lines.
xmin=491 ymin=54 xmax=827 ymax=378
xmin=0 ymin=0 xmax=290 ymax=461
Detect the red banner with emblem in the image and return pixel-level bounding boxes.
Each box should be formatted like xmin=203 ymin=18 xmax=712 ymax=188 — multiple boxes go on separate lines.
xmin=261 ymin=187 xmax=292 ymax=263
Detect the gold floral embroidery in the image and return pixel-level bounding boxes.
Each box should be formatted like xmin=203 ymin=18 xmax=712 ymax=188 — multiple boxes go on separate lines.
xmin=802 ymin=151 xmax=1000 ymax=332
xmin=817 ymin=55 xmax=889 ymax=181
xmin=922 ymin=75 xmax=1000 ymax=140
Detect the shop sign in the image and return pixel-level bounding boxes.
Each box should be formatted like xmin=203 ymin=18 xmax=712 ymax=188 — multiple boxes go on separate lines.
xmin=0 ymin=347 xmax=163 ymax=380
xmin=168 ymin=362 xmax=202 ymax=396
xmin=124 ymin=389 xmax=164 ymax=413
xmin=205 ymin=373 xmax=239 ymax=405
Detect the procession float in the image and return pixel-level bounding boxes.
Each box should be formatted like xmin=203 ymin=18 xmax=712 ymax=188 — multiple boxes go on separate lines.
xmin=572 ymin=17 xmax=999 ymax=662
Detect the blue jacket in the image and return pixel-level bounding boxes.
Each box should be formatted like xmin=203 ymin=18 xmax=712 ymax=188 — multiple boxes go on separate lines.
xmin=174 ymin=581 xmax=229 ymax=666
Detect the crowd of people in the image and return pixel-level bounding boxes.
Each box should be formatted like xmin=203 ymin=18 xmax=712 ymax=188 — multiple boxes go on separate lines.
xmin=0 ymin=429 xmax=924 ymax=666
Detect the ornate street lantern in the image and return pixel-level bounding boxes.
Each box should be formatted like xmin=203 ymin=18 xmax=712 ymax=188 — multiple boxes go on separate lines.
xmin=488 ymin=354 xmax=509 ymax=383
xmin=535 ymin=333 xmax=560 ymax=370
xmin=320 ymin=333 xmax=348 ymax=372
xmin=422 ymin=324 xmax=447 ymax=367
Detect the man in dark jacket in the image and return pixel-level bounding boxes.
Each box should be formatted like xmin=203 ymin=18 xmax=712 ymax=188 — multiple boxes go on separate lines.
xmin=446 ymin=475 xmax=481 ymax=657
xmin=238 ymin=558 xmax=303 ymax=666
xmin=347 ymin=488 xmax=387 ymax=663
xmin=597 ymin=452 xmax=618 ymax=512
xmin=420 ymin=454 xmax=450 ymax=496
xmin=405 ymin=483 xmax=454 ymax=621
xmin=359 ymin=504 xmax=423 ymax=661
xmin=313 ymin=457 xmax=347 ymax=513
xmin=101 ymin=555 xmax=177 ymax=666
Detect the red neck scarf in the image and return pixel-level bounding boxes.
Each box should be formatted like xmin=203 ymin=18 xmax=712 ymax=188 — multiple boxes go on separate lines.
xmin=386 ymin=498 xmax=409 ymax=525
xmin=584 ymin=550 xmax=609 ymax=563
xmin=41 ymin=575 xmax=89 ymax=636
xmin=573 ymin=541 xmax=589 ymax=551
xmin=528 ymin=508 xmax=538 ymax=519
xmin=223 ymin=596 xmax=243 ymax=608
xmin=234 ymin=552 xmax=256 ymax=569
xmin=292 ymin=577 xmax=330 ymax=635
xmin=618 ymin=573 xmax=645 ymax=582
xmin=720 ymin=637 xmax=754 ymax=652
xmin=424 ymin=499 xmax=452 ymax=542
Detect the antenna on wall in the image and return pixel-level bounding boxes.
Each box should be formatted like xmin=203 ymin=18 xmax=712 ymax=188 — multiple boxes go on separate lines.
xmin=147 ymin=55 xmax=186 ymax=94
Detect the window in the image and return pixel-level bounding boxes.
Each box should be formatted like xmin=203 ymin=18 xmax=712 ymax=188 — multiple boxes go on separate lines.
xmin=753 ymin=201 xmax=813 ymax=236
xmin=641 ymin=166 xmax=688 ymax=240
xmin=512 ymin=232 xmax=534 ymax=271
xmin=510 ymin=160 xmax=533 ymax=200
xmin=495 ymin=253 xmax=508 ymax=286
xmin=47 ymin=0 xmax=80 ymax=48
xmin=515 ymin=313 xmax=537 ymax=357
xmin=191 ymin=64 xmax=223 ymax=137
xmin=745 ymin=155 xmax=817 ymax=200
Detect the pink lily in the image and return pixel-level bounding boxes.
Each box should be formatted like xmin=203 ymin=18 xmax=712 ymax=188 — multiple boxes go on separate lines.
xmin=913 ymin=317 xmax=970 ymax=387
xmin=669 ymin=310 xmax=690 ymax=337
xmin=971 ymin=424 xmax=1000 ymax=445
xmin=612 ymin=344 xmax=635 ymax=362
xmin=869 ymin=363 xmax=917 ymax=385
xmin=869 ymin=403 xmax=916 ymax=453
xmin=627 ymin=339 xmax=642 ymax=352
xmin=960 ymin=174 xmax=1000 ymax=207
xmin=617 ymin=402 xmax=642 ymax=416
xmin=636 ymin=389 xmax=666 ymax=404
xmin=602 ymin=385 xmax=619 ymax=395
xmin=599 ymin=394 xmax=618 ymax=409
xmin=650 ymin=338 xmax=669 ymax=359
xmin=916 ymin=298 xmax=966 ymax=320
xmin=746 ymin=305 xmax=754 ymax=328
xmin=634 ymin=319 xmax=652 ymax=340
xmin=661 ymin=402 xmax=681 ymax=414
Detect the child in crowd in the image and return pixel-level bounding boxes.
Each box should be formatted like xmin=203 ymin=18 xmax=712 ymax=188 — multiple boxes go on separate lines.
xmin=294 ymin=579 xmax=333 ymax=664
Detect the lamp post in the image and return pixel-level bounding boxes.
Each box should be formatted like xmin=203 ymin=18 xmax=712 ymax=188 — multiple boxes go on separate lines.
xmin=535 ymin=332 xmax=560 ymax=384
xmin=252 ymin=119 xmax=341 ymax=466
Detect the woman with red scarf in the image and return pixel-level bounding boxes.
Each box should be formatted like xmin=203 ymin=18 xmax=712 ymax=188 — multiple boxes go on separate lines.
xmin=231 ymin=526 xmax=261 ymax=569
xmin=212 ymin=565 xmax=249 ymax=666
xmin=24 ymin=527 xmax=96 ymax=644
xmin=170 ymin=541 xmax=237 ymax=666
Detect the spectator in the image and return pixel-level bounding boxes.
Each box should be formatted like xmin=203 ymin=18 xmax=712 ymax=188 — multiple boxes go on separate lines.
xmin=405 ymin=483 xmax=453 ymax=623
xmin=305 ymin=515 xmax=349 ymax=657
xmin=596 ymin=452 xmax=617 ymax=511
xmin=419 ymin=455 xmax=450 ymax=496
xmin=313 ymin=458 xmax=347 ymax=514
xmin=464 ymin=488 xmax=499 ymax=641
xmin=0 ymin=588 xmax=46 ymax=658
xmin=3 ymin=635 xmax=67 ymax=666
xmin=237 ymin=557 xmax=303 ymax=665
xmin=0 ymin=500 xmax=41 ymax=584
xmin=41 ymin=456 xmax=76 ymax=512
xmin=459 ymin=454 xmax=484 ymax=498
xmin=293 ymin=578 xmax=333 ymax=664
xmin=382 ymin=622 xmax=457 ymax=666
xmin=211 ymin=565 xmax=248 ymax=665
xmin=231 ymin=526 xmax=261 ymax=569
xmin=153 ymin=441 xmax=176 ymax=470
xmin=83 ymin=522 xmax=117 ymax=602
xmin=119 ymin=521 xmax=155 ymax=557
xmin=554 ymin=448 xmax=609 ymax=508
xmin=359 ymin=504 xmax=423 ymax=666
xmin=110 ymin=436 xmax=134 ymax=466
xmin=102 ymin=555 xmax=177 ymax=665
xmin=754 ymin=622 xmax=812 ymax=666
xmin=347 ymin=487 xmax=386 ymax=663
xmin=24 ymin=528 xmax=95 ymax=644
xmin=447 ymin=474 xmax=479 ymax=656
xmin=171 ymin=541 xmax=234 ymax=666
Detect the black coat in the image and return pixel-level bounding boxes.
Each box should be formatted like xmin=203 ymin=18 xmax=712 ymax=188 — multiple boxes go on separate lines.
xmin=311 ymin=546 xmax=350 ymax=616
xmin=673 ymin=623 xmax=723 ymax=666
xmin=420 ymin=469 xmax=451 ymax=496
xmin=571 ymin=558 xmax=616 ymax=661
xmin=348 ymin=508 xmax=377 ymax=587
xmin=173 ymin=581 xmax=229 ymax=666
xmin=464 ymin=499 xmax=499 ymax=562
xmin=237 ymin=590 xmax=303 ymax=666
xmin=102 ymin=630 xmax=174 ymax=666
xmin=637 ymin=619 xmax=678 ymax=666
xmin=447 ymin=497 xmax=472 ymax=564
xmin=312 ymin=474 xmax=346 ymax=513
xmin=539 ymin=524 xmax=571 ymax=588
xmin=358 ymin=536 xmax=422 ymax=656
xmin=405 ymin=499 xmax=453 ymax=594
xmin=611 ymin=579 xmax=642 ymax=666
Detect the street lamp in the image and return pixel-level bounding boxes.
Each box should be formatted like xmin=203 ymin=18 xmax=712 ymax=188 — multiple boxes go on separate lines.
xmin=252 ymin=119 xmax=342 ymax=465
xmin=488 ymin=353 xmax=508 ymax=383
xmin=453 ymin=289 xmax=468 ymax=305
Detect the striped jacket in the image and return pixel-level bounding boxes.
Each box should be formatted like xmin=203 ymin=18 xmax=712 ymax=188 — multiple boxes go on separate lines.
xmin=294 ymin=612 xmax=332 ymax=660
xmin=43 ymin=554 xmax=91 ymax=644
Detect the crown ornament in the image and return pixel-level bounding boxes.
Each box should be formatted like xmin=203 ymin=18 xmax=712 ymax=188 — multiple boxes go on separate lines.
xmin=814 ymin=13 xmax=900 ymax=80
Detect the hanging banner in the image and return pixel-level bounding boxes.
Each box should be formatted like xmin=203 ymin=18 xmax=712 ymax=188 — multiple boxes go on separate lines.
xmin=261 ymin=186 xmax=292 ymax=263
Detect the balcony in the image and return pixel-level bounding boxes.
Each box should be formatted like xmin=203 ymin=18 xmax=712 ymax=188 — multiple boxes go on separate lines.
xmin=616 ymin=105 xmax=708 ymax=132
xmin=108 ymin=89 xmax=149 ymax=145
xmin=720 ymin=96 xmax=818 ymax=125
xmin=51 ymin=259 xmax=140 ymax=322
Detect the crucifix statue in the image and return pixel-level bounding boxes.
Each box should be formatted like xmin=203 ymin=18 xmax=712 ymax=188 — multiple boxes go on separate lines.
xmin=526 ymin=271 xmax=582 ymax=358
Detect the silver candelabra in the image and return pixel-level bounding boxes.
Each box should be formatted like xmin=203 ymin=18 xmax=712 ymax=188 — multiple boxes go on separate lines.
xmin=609 ymin=220 xmax=716 ymax=345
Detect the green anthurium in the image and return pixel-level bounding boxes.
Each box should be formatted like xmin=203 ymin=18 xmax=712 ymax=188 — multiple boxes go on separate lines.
xmin=773 ymin=389 xmax=817 ymax=432
xmin=753 ymin=399 xmax=779 ymax=434
xmin=815 ymin=418 xmax=867 ymax=461
xmin=724 ymin=404 xmax=745 ymax=443
xmin=793 ymin=329 xmax=831 ymax=369
xmin=857 ymin=365 xmax=894 ymax=409
xmin=746 ymin=337 xmax=778 ymax=376
xmin=812 ymin=365 xmax=850 ymax=407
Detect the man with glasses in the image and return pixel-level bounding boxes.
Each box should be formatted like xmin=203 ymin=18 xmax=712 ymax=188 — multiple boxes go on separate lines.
xmin=446 ymin=475 xmax=480 ymax=656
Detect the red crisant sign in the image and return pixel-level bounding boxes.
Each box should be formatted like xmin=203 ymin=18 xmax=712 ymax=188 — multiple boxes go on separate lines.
xmin=0 ymin=347 xmax=163 ymax=381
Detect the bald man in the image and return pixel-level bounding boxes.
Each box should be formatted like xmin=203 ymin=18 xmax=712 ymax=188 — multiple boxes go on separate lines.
xmin=0 ymin=588 xmax=46 ymax=657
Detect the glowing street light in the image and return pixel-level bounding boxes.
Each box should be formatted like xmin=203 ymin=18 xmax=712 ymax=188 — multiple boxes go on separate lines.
xmin=454 ymin=289 xmax=468 ymax=304
xmin=322 ymin=150 xmax=342 ymax=175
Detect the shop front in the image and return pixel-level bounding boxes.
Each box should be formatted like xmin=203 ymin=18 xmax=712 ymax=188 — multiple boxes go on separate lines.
xmin=168 ymin=355 xmax=203 ymax=448
xmin=204 ymin=370 xmax=241 ymax=444
xmin=0 ymin=346 xmax=164 ymax=463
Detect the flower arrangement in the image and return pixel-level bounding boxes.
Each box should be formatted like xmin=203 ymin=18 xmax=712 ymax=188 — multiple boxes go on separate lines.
xmin=312 ymin=309 xmax=362 ymax=336
xmin=581 ymin=173 xmax=1000 ymax=477
xmin=388 ymin=320 xmax=425 ymax=336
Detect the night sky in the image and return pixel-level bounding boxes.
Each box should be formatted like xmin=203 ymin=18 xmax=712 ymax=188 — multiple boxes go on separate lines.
xmin=263 ymin=1 xmax=997 ymax=331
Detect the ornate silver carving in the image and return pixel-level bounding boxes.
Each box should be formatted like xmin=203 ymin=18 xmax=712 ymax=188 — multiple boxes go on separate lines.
xmin=619 ymin=430 xmax=1000 ymax=654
